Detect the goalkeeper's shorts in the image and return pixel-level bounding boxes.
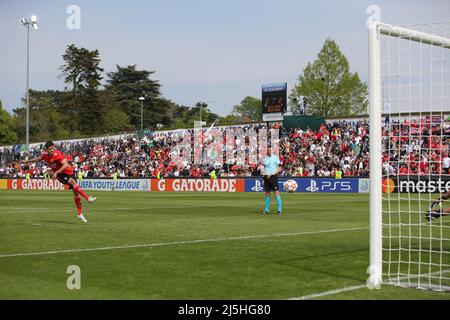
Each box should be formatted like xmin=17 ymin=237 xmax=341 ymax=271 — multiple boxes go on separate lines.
xmin=263 ymin=174 xmax=279 ymax=192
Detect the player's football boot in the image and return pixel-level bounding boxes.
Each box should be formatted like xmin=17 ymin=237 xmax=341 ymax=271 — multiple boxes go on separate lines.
xmin=78 ymin=214 xmax=88 ymax=223
xmin=277 ymin=210 xmax=282 ymax=216
xmin=88 ymin=196 xmax=97 ymax=204
xmin=261 ymin=210 xmax=269 ymax=215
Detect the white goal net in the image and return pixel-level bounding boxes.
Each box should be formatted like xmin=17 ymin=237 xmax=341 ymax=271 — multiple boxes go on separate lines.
xmin=368 ymin=21 xmax=450 ymax=291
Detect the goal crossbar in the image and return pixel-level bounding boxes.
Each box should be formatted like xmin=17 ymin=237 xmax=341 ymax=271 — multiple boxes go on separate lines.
xmin=377 ymin=22 xmax=450 ymax=48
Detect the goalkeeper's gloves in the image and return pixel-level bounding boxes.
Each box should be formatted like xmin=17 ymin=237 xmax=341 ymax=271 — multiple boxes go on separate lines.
xmin=425 ymin=209 xmax=442 ymax=221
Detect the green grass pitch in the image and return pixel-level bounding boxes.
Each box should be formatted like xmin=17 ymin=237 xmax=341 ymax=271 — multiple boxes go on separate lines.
xmin=0 ymin=190 xmax=449 ymax=300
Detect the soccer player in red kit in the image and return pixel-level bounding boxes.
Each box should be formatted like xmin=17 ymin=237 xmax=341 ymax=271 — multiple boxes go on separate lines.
xmin=23 ymin=141 xmax=96 ymax=223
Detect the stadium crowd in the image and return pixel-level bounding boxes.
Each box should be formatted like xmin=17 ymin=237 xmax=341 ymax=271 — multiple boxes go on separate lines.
xmin=382 ymin=117 xmax=450 ymax=176
xmin=0 ymin=117 xmax=449 ymax=178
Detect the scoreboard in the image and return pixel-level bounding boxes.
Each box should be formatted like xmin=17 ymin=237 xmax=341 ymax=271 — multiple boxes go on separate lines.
xmin=261 ymin=82 xmax=287 ymax=122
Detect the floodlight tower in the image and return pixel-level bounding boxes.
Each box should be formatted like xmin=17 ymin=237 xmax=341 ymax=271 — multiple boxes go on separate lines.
xmin=139 ymin=96 xmax=145 ymax=131
xmin=20 ymin=15 xmax=39 ymax=153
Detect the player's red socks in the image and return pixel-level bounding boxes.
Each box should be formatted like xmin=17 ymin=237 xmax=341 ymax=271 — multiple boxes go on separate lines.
xmin=74 ymin=195 xmax=82 ymax=215
xmin=73 ymin=184 xmax=89 ymax=201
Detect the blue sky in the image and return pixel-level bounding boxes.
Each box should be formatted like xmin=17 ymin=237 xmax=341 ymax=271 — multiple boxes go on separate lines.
xmin=0 ymin=0 xmax=449 ymax=116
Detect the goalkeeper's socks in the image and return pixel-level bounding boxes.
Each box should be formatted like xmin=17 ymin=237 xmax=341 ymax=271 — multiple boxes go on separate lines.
xmin=73 ymin=184 xmax=89 ymax=201
xmin=276 ymin=195 xmax=282 ymax=212
xmin=264 ymin=196 xmax=270 ymax=212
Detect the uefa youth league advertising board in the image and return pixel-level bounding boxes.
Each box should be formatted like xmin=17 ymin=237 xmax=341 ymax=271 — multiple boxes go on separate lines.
xmin=1 ymin=179 xmax=150 ymax=191
xmin=78 ymin=179 xmax=151 ymax=191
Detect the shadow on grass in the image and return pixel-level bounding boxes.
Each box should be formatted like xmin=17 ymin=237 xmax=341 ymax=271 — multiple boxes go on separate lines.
xmin=275 ymin=247 xmax=368 ymax=283
xmin=35 ymin=220 xmax=77 ymax=225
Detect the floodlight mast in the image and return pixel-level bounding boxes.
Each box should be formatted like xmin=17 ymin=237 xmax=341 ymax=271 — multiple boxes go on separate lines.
xmin=20 ymin=15 xmax=39 ymax=153
xmin=139 ymin=97 xmax=145 ymax=131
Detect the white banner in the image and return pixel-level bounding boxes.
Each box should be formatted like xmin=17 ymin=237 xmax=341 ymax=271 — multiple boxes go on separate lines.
xmin=78 ymin=179 xmax=151 ymax=191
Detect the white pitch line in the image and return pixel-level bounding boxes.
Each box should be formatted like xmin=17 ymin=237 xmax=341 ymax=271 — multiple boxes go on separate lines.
xmin=289 ymin=284 xmax=368 ymax=300
xmin=0 ymin=198 xmax=370 ymax=211
xmin=0 ymin=199 xmax=370 ymax=214
xmin=289 ymin=269 xmax=450 ymax=300
xmin=0 ymin=227 xmax=367 ymax=258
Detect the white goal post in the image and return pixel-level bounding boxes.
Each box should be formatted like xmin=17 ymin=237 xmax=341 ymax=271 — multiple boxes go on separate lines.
xmin=368 ymin=21 xmax=450 ymax=291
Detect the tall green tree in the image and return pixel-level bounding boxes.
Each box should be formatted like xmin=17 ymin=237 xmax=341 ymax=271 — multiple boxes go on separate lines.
xmin=193 ymin=101 xmax=219 ymax=125
xmin=217 ymin=114 xmax=243 ymax=126
xmin=290 ymin=38 xmax=368 ymax=117
xmin=231 ymin=96 xmax=262 ymax=122
xmin=14 ymin=90 xmax=70 ymax=142
xmin=106 ymin=65 xmax=172 ymax=130
xmin=60 ymin=44 xmax=103 ymax=94
xmin=60 ymin=44 xmax=105 ymax=135
xmin=0 ymin=101 xmax=18 ymax=144
xmin=167 ymin=104 xmax=191 ymax=129
xmin=98 ymin=90 xmax=132 ymax=133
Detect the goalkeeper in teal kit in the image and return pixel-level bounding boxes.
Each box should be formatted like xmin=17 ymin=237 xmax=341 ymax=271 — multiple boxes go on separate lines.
xmin=261 ymin=147 xmax=282 ymax=215
xmin=426 ymin=190 xmax=450 ymax=221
